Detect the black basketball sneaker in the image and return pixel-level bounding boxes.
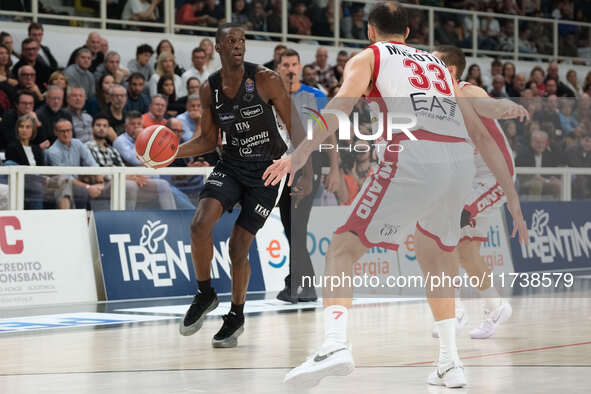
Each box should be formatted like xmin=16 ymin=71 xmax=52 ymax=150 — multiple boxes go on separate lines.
xmin=179 ymin=290 xmax=219 ymax=336
xmin=212 ymin=312 xmax=245 ymax=348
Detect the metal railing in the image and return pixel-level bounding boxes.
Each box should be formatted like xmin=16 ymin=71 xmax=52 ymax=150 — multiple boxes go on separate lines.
xmin=1 ymin=0 xmax=590 ymax=63
xmin=1 ymin=165 xmax=590 ymax=211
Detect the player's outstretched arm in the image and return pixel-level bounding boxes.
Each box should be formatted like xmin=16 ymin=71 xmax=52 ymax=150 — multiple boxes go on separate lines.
xmin=464 ymin=85 xmax=529 ymax=121
xmin=177 ymin=81 xmax=219 ymax=159
xmin=263 ymin=49 xmax=373 ymax=186
xmin=455 ymin=84 xmax=528 ymax=243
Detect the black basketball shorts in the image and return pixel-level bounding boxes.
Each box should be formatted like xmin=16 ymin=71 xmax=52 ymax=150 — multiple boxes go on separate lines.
xmin=199 ymin=159 xmax=284 ymax=235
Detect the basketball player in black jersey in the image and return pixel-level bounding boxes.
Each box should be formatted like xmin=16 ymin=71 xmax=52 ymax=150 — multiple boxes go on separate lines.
xmin=175 ymin=24 xmax=310 ymax=347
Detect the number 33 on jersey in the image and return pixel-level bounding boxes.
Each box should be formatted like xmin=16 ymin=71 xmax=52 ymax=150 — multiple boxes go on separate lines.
xmin=367 ymin=41 xmax=468 ymax=142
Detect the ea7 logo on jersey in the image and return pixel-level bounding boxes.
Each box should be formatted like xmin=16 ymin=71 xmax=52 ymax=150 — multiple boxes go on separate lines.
xmin=254 ymin=204 xmax=270 ymax=218
xmin=240 ymin=104 xmax=263 ymax=119
xmin=235 ymin=121 xmax=250 ymax=132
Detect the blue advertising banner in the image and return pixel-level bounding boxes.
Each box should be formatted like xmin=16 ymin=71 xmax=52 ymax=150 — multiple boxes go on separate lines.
xmin=507 ymin=201 xmax=591 ymax=273
xmin=94 ymin=210 xmax=265 ymax=300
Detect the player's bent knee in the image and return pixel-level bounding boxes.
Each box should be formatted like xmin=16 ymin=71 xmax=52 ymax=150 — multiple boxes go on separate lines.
xmin=228 ymin=244 xmax=249 ymax=265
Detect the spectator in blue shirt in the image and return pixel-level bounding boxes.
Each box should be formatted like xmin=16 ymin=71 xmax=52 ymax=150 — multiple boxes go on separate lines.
xmin=46 ymin=118 xmax=104 ymax=209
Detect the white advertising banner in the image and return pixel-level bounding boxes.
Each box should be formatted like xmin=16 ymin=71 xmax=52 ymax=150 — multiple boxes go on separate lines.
xmin=304 ymin=206 xmax=514 ymax=296
xmin=0 ymin=210 xmax=97 ymax=308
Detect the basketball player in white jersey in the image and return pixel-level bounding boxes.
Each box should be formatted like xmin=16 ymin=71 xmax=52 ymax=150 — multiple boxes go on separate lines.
xmin=431 ymin=45 xmax=529 ymax=340
xmin=263 ymin=2 xmax=528 ymax=388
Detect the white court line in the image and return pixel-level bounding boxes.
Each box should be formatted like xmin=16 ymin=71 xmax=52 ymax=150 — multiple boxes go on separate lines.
xmin=115 ymin=297 xmax=422 ymax=316
xmin=0 ymin=312 xmax=172 ymax=333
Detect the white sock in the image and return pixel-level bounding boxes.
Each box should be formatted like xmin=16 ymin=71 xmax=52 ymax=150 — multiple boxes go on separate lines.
xmin=435 ymin=318 xmax=459 ymax=366
xmin=324 ymin=305 xmax=348 ymax=344
xmin=454 ymin=287 xmax=464 ymax=310
xmin=480 ymin=286 xmax=502 ymax=313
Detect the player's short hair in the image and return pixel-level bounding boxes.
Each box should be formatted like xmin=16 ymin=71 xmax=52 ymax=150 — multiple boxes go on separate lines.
xmin=434 ymin=45 xmax=466 ymax=80
xmin=279 ymin=48 xmax=300 ymax=63
xmin=367 ymin=1 xmax=408 ymax=36
xmin=216 ymin=23 xmax=244 ymax=43
xmin=136 ymin=44 xmax=154 ymax=56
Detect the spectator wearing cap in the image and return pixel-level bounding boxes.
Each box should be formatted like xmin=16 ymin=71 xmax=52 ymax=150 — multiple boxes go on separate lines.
xmin=127 ymin=44 xmax=154 ymax=83
xmin=28 ymin=22 xmax=57 ymax=71
xmin=64 ymin=48 xmax=96 ymax=99
xmin=11 ymin=38 xmax=52 ymax=91
xmin=124 ymin=72 xmax=150 ymax=114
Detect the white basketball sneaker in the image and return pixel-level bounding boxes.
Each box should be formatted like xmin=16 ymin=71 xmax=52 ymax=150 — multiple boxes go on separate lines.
xmin=470 ymin=302 xmax=512 ymax=339
xmin=284 ymin=341 xmax=354 ymax=388
xmin=428 ymin=360 xmax=467 ymax=388
xmin=432 ymin=307 xmax=468 ymax=338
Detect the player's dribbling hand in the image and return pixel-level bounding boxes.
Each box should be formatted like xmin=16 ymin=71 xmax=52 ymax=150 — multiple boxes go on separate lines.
xmin=263 ymin=155 xmax=293 ymax=187
xmin=507 ymin=193 xmax=529 ymax=244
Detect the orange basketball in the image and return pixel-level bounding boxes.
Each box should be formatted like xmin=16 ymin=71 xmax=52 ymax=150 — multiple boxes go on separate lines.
xmin=136 ymin=125 xmax=179 ymax=168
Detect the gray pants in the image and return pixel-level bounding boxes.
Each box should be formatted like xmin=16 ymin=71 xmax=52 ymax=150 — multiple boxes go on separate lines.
xmin=91 ymin=178 xmax=177 ymax=210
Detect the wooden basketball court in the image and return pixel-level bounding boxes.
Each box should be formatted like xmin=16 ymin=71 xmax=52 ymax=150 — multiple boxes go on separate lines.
xmin=1 ymin=287 xmax=590 ymax=393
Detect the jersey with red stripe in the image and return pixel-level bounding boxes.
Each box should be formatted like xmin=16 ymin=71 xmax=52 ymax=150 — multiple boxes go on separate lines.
xmin=366 ymin=41 xmax=469 ymax=160
xmin=458 ymin=81 xmax=515 ymax=181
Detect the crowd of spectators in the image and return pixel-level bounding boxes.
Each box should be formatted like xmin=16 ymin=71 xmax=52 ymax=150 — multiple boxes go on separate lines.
xmin=5 ymin=1 xmax=590 ymax=53
xmin=0 ymin=18 xmax=591 ymax=210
